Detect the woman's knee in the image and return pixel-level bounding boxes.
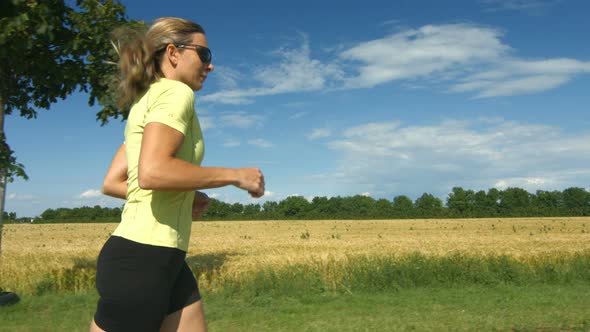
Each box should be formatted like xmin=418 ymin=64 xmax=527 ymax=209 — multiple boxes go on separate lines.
xmin=90 ymin=319 xmax=106 ymax=332
xmin=159 ymin=300 xmax=207 ymax=332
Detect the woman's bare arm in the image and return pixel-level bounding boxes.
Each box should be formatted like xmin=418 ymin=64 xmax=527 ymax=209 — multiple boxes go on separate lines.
xmin=138 ymin=122 xmax=265 ymax=196
xmin=101 ymin=144 xmax=128 ymax=199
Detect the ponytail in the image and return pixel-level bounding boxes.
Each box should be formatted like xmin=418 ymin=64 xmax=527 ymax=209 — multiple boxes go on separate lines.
xmin=112 ymin=18 xmax=205 ymax=109
xmin=114 ymin=27 xmax=158 ymax=109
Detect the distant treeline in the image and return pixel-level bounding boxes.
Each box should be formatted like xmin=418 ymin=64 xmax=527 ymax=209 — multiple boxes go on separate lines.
xmin=203 ymin=187 xmax=590 ymax=220
xmin=6 ymin=186 xmax=590 ymax=223
xmin=3 ymin=206 xmax=123 ymax=224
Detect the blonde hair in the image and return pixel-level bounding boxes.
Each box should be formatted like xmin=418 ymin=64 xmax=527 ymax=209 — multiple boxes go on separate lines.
xmin=114 ymin=17 xmax=205 ymax=109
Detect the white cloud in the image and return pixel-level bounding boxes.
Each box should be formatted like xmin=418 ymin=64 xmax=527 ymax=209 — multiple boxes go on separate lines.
xmin=213 ymin=66 xmax=243 ymax=89
xmin=527 ymin=178 xmax=546 ymax=185
xmin=480 ymin=0 xmax=560 ymax=13
xmin=452 ymin=75 xmax=572 ymax=98
xmin=253 ymin=35 xmax=327 ymax=92
xmin=361 ymin=192 xmax=371 ymax=197
xmin=201 ymin=34 xmax=344 ymax=104
xmin=6 ymin=193 xmax=34 ymax=200
xmin=245 ymin=190 xmax=279 ymax=205
xmin=319 ymin=118 xmax=590 ymax=197
xmin=63 ymin=195 xmax=125 ymax=210
xmin=201 ymin=24 xmax=590 ymax=104
xmin=248 ymin=138 xmax=274 ymax=148
xmin=223 ymin=139 xmax=241 ymax=148
xmin=197 ymin=110 xmax=264 ymax=133
xmin=79 ymin=189 xmax=102 ymax=198
xmin=344 ymin=25 xmax=590 ymax=97
xmin=380 ymin=19 xmax=403 ymax=27
xmin=220 ymin=112 xmax=264 ymax=129
xmin=284 ymin=102 xmax=309 ymax=109
xmin=289 ymin=111 xmax=308 ymax=120
xmin=451 ymin=59 xmax=590 ymax=97
xmin=493 ymin=177 xmax=552 ymax=190
xmin=197 ymin=116 xmax=215 ymax=131
xmin=340 ymin=24 xmax=590 ymax=97
xmin=495 ymin=180 xmax=508 ymax=189
xmin=208 ymin=193 xmax=221 ymax=199
xmin=307 ymin=128 xmax=332 ymax=140
xmin=339 ymin=24 xmax=508 ymax=88
xmin=205 ymin=189 xmax=282 ymax=207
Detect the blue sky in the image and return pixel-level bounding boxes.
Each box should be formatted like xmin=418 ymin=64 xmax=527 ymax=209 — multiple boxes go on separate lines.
xmin=6 ymin=0 xmax=590 ymax=217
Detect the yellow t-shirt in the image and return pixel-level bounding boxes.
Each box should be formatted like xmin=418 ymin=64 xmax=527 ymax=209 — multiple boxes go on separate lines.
xmin=113 ymin=78 xmax=204 ymax=251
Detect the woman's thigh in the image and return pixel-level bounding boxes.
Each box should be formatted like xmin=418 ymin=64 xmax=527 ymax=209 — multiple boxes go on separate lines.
xmin=94 ymin=236 xmax=185 ymax=331
xmin=160 ymin=300 xmax=207 ymax=332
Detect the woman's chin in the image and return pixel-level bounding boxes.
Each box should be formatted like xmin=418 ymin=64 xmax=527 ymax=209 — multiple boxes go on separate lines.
xmin=192 ymin=82 xmax=203 ymax=92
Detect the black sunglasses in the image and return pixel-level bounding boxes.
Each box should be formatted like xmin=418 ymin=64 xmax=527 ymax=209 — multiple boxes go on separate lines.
xmin=175 ymin=44 xmax=212 ymax=64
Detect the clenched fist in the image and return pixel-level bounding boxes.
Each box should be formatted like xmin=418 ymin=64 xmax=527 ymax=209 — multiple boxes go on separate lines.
xmin=236 ymin=168 xmax=265 ymax=198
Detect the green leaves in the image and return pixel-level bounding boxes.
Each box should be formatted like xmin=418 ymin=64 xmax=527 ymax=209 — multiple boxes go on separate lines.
xmin=0 ymin=133 xmax=28 ymax=182
xmin=0 ymin=0 xmax=143 ymax=180
xmin=0 ymin=0 xmax=142 ymax=119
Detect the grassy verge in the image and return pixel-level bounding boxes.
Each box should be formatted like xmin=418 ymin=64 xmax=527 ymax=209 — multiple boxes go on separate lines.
xmin=1 ymin=285 xmax=589 ymax=331
xmin=205 ymin=252 xmax=590 ymax=296
xmin=6 ymin=252 xmax=590 ymax=296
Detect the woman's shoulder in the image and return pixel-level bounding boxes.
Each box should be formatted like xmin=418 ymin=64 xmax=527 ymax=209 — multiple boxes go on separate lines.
xmin=141 ymin=78 xmax=195 ymax=122
xmin=151 ymin=78 xmax=193 ymax=96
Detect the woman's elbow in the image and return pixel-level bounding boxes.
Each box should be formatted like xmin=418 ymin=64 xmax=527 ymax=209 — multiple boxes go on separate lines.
xmin=101 ymin=180 xmax=115 ymax=196
xmin=101 ymin=178 xmax=127 ymax=199
xmin=138 ymin=168 xmax=158 ymax=190
xmin=137 ymin=177 xmax=152 ymax=190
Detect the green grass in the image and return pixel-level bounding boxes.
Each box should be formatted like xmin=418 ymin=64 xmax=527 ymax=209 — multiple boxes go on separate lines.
xmin=206 ymin=252 xmax=590 ymax=297
xmin=16 ymin=252 xmax=590 ymax=296
xmin=3 ymin=252 xmax=589 ymax=331
xmin=1 ymin=284 xmax=589 ymax=331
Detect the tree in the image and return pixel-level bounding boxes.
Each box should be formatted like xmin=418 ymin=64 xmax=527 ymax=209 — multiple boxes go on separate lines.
xmin=392 ymin=195 xmax=414 ymax=218
xmin=374 ymin=198 xmax=393 ymax=219
xmin=327 ymin=197 xmax=346 ymax=218
xmin=1 ymin=211 xmax=16 ymax=224
xmin=414 ymin=193 xmax=443 ymax=217
xmin=447 ymin=187 xmax=475 ymax=217
xmin=40 ymin=208 xmax=58 ymax=221
xmin=262 ymin=200 xmax=278 ymax=217
xmin=499 ymin=187 xmax=531 ymax=216
xmin=203 ymin=199 xmax=231 ymax=220
xmin=278 ymin=196 xmax=311 ymax=219
xmin=308 ymin=196 xmax=330 ymax=219
xmin=486 ymin=188 xmax=501 ymax=215
xmin=0 ymin=0 xmax=139 ymax=253
xmin=347 ymin=195 xmax=376 ymax=218
xmin=562 ymin=187 xmax=590 ymax=215
xmin=230 ymin=202 xmax=244 ymax=216
xmin=533 ymin=190 xmax=563 ymax=216
xmin=242 ymin=203 xmax=261 ymax=219
xmin=473 ymin=189 xmax=499 ymax=217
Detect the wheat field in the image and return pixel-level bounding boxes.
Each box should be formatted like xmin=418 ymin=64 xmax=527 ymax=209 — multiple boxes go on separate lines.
xmin=1 ymin=217 xmax=589 ymax=294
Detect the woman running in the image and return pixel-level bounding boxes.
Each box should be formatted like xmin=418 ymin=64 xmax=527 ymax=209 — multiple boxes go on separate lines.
xmin=91 ymin=17 xmax=265 ymax=332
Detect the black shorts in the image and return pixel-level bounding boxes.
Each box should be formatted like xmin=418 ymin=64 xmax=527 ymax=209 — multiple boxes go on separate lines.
xmin=94 ymin=236 xmax=201 ymax=332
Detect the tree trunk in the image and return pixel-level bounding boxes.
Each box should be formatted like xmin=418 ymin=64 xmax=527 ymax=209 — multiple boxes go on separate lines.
xmin=0 ymin=96 xmax=5 ymax=256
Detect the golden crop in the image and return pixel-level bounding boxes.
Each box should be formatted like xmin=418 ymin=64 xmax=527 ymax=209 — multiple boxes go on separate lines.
xmin=1 ymin=217 xmax=589 ymax=294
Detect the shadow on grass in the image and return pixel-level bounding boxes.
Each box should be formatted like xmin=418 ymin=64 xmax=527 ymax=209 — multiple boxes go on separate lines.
xmin=36 ymin=257 xmax=97 ymax=295
xmin=186 ymin=252 xmax=236 ymax=284
xmin=33 ymin=252 xmax=236 ymax=295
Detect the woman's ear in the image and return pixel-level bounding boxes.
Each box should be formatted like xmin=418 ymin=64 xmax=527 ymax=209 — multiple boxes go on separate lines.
xmin=165 ymin=44 xmax=179 ymax=67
